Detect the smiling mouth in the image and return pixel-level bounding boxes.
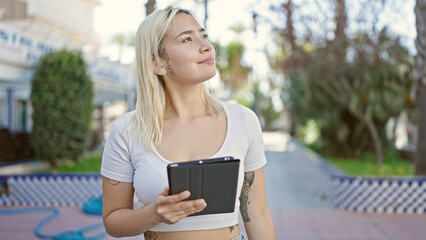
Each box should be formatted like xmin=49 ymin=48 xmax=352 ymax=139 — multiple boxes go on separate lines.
xmin=199 ymin=56 xmax=215 ymax=64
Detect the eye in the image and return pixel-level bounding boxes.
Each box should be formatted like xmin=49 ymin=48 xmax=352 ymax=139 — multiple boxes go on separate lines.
xmin=203 ymin=33 xmax=209 ymax=39
xmin=183 ymin=37 xmax=192 ymax=43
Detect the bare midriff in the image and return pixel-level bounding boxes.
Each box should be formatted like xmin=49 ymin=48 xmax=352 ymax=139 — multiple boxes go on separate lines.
xmin=144 ymin=225 xmax=240 ymax=240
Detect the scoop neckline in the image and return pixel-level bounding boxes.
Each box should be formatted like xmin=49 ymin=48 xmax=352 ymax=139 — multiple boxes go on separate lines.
xmin=152 ymin=101 xmax=229 ymax=164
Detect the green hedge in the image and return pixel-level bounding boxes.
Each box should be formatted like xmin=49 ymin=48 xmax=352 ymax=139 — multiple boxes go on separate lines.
xmin=31 ymin=50 xmax=94 ymax=169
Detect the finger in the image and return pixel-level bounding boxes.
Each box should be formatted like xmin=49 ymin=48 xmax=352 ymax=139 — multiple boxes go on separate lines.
xmin=157 ymin=190 xmax=191 ymax=206
xmin=181 ymin=201 xmax=207 ymax=216
xmin=179 ymin=199 xmax=207 ymax=213
xmin=160 ymin=187 xmax=169 ymax=196
xmin=161 ymin=198 xmax=206 ymax=215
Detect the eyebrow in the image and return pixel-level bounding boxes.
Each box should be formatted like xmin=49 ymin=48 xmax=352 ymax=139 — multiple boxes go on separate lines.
xmin=174 ymin=28 xmax=206 ymax=40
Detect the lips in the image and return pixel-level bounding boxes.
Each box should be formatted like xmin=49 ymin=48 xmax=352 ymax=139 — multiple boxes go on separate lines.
xmin=198 ymin=56 xmax=215 ymax=64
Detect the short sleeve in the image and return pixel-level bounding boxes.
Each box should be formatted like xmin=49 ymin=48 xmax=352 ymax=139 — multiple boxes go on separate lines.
xmin=101 ymin=115 xmax=134 ymax=182
xmin=243 ymin=107 xmax=267 ymax=172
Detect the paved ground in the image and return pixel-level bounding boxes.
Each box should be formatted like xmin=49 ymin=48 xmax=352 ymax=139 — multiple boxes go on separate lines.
xmin=1 ymin=132 xmax=426 ymax=239
xmin=260 ymin=132 xmax=426 ymax=240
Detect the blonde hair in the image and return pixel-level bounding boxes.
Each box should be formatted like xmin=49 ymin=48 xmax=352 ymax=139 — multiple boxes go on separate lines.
xmin=128 ymin=6 xmax=224 ymax=151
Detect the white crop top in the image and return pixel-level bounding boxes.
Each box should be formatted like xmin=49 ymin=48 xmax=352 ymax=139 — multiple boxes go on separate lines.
xmin=101 ymin=101 xmax=267 ymax=232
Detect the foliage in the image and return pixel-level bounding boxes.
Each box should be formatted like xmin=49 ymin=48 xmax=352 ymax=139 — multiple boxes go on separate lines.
xmin=31 ymin=50 xmax=94 ymax=170
xmin=215 ymin=41 xmax=251 ymax=97
xmin=233 ymin=83 xmax=281 ymax=130
xmin=286 ymin=29 xmax=415 ymax=158
xmin=326 ymin=152 xmax=413 ymax=176
xmin=267 ymin=0 xmax=416 ymax=162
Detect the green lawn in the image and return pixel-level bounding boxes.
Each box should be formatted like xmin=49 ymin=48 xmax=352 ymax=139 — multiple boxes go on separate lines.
xmin=55 ymin=149 xmax=413 ymax=177
xmin=56 ymin=154 xmax=102 ymax=173
xmin=325 ymin=152 xmax=414 ymax=176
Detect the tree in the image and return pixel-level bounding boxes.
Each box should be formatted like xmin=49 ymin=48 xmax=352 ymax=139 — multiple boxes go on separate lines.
xmin=30 ymin=51 xmax=94 ymax=170
xmin=215 ymin=41 xmax=251 ymax=98
xmin=110 ymin=33 xmax=136 ymax=63
xmin=202 ymin=0 xmax=209 ymax=29
xmin=110 ymin=33 xmax=127 ymax=62
xmin=145 ymin=0 xmax=156 ymax=16
xmin=268 ymin=0 xmax=415 ymax=163
xmin=414 ymin=0 xmax=426 ymax=175
xmin=192 ymin=0 xmax=210 ymax=28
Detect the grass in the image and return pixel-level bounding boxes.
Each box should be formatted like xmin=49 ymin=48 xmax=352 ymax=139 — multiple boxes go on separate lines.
xmin=56 ymin=154 xmax=102 ymax=173
xmin=325 ymin=151 xmax=414 ymax=177
xmin=54 ymin=149 xmax=413 ymax=177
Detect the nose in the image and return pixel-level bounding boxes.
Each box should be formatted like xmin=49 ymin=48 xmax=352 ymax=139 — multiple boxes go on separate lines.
xmin=200 ymin=40 xmax=213 ymax=53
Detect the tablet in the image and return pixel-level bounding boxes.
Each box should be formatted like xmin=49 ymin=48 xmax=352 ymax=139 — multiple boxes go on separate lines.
xmin=167 ymin=156 xmax=240 ymax=216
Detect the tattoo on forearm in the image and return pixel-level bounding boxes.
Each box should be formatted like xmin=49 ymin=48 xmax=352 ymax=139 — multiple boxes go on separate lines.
xmin=144 ymin=231 xmax=158 ymax=240
xmin=106 ymin=178 xmax=120 ymax=186
xmin=239 ymin=171 xmax=255 ymax=222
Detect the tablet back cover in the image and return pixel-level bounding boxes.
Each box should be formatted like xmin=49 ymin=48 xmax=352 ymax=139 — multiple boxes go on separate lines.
xmin=167 ymin=157 xmax=240 ymax=216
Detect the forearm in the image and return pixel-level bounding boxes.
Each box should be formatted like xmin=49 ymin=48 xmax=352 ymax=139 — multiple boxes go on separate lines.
xmin=239 ymin=168 xmax=276 ymax=239
xmin=103 ymin=203 xmax=159 ymax=237
xmin=243 ymin=209 xmax=276 ymax=240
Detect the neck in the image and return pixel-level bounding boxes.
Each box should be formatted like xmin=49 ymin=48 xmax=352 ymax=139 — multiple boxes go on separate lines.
xmin=164 ymin=84 xmax=207 ymax=120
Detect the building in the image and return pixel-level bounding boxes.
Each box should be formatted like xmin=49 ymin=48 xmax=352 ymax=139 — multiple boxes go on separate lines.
xmin=0 ymin=0 xmax=136 ymax=160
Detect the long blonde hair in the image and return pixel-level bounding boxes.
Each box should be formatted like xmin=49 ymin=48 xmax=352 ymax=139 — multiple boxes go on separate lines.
xmin=128 ymin=6 xmax=224 ymax=151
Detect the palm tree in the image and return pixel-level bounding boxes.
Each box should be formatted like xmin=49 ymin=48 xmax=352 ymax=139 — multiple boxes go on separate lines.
xmin=414 ymin=0 xmax=426 ymax=175
xmin=110 ymin=33 xmax=136 ymax=63
xmin=110 ymin=33 xmax=127 ymax=62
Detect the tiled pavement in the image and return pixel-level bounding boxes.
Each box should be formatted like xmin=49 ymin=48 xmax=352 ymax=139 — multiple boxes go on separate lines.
xmin=261 ymin=132 xmax=426 ymax=240
xmin=1 ymin=132 xmax=426 ymax=239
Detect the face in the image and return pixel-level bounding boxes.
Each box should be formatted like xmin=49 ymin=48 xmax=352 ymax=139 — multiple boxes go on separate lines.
xmin=156 ymin=13 xmax=216 ymax=87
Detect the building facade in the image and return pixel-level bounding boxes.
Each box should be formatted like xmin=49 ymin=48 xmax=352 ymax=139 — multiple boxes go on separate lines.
xmin=0 ymin=0 xmax=136 ymax=137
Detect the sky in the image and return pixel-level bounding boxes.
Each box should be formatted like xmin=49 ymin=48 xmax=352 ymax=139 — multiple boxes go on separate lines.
xmin=93 ymin=0 xmax=271 ymax=65
xmin=93 ymin=0 xmax=417 ymax=64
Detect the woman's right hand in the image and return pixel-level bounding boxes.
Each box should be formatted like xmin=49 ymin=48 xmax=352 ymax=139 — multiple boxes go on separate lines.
xmin=153 ymin=187 xmax=207 ymax=224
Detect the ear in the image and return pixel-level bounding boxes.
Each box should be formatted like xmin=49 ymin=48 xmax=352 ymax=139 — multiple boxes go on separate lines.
xmin=153 ymin=59 xmax=167 ymax=76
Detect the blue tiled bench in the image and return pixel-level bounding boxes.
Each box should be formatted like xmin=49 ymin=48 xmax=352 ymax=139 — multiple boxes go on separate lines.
xmin=0 ymin=174 xmax=102 ymax=207
xmin=328 ymin=175 xmax=426 ymax=214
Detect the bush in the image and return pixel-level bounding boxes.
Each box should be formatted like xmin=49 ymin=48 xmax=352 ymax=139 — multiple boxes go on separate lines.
xmin=30 ymin=50 xmax=94 ymax=169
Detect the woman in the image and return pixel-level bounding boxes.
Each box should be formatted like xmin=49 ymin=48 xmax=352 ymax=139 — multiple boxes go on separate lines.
xmin=101 ymin=6 xmax=276 ymax=240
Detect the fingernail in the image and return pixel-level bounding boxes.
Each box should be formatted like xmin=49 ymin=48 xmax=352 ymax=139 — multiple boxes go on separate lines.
xmin=183 ymin=191 xmax=190 ymax=198
xmin=198 ymin=200 xmax=206 ymax=208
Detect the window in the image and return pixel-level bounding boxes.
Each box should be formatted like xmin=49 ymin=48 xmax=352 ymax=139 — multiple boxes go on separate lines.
xmin=14 ymin=100 xmax=27 ymax=131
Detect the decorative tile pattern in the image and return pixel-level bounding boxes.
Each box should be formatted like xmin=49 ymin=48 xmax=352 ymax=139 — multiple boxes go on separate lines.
xmin=328 ymin=175 xmax=426 ymax=214
xmin=0 ymin=174 xmax=102 ymax=207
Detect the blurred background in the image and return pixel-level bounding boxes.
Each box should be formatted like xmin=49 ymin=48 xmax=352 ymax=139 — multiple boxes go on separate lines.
xmin=0 ymin=0 xmax=424 ymax=177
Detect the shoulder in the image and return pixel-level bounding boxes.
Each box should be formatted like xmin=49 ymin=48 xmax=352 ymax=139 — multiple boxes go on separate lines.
xmin=221 ymin=101 xmax=258 ymax=123
xmin=107 ymin=111 xmax=136 ymax=139
xmin=110 ymin=111 xmax=135 ymax=129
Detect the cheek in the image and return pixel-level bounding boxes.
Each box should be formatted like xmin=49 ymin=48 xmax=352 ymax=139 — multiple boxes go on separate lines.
xmin=169 ymin=53 xmax=195 ymax=72
xmin=211 ymin=44 xmax=216 ymax=57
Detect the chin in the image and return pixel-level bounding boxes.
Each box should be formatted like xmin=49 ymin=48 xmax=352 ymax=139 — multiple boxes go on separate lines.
xmin=206 ymin=68 xmax=217 ymax=78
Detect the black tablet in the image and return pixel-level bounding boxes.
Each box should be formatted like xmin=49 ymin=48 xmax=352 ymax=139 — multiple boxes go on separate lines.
xmin=167 ymin=156 xmax=240 ymax=216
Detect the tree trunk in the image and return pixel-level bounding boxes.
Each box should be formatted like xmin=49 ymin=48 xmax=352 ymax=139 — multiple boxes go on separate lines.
xmin=414 ymin=0 xmax=426 ymax=175
xmin=363 ymin=116 xmax=383 ymax=164
xmin=333 ymin=0 xmax=347 ymax=45
xmin=203 ymin=0 xmax=209 ymax=29
xmin=332 ymin=0 xmax=347 ymax=64
xmin=145 ymin=0 xmax=156 ymax=16
xmin=284 ymin=0 xmax=296 ymax=52
xmin=415 ymin=86 xmax=426 ymax=175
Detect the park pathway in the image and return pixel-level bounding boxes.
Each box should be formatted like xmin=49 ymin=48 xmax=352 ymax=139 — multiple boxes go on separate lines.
xmin=258 ymin=132 xmax=426 ymax=240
